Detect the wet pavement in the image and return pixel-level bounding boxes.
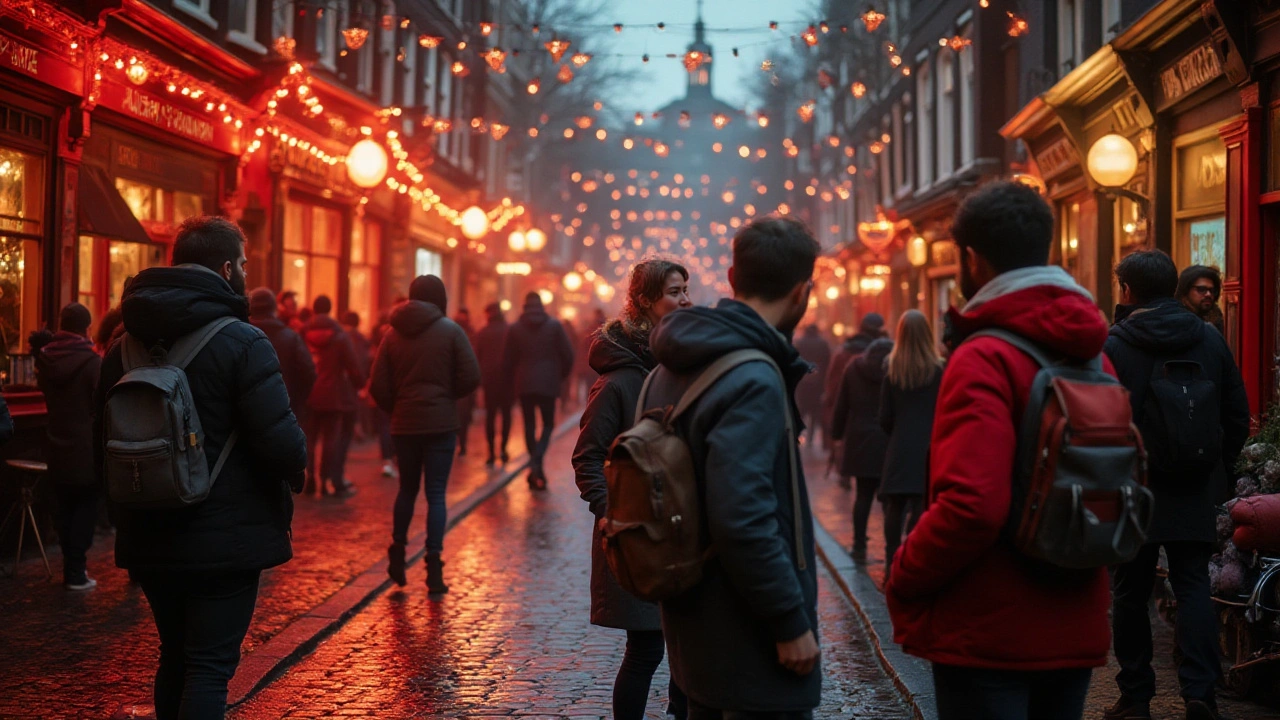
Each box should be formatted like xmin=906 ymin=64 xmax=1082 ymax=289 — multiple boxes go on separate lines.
xmin=229 ymin=427 xmax=911 ymax=719
xmin=0 ymin=415 xmax=531 ymax=720
xmin=802 ymin=439 xmax=1280 ymax=720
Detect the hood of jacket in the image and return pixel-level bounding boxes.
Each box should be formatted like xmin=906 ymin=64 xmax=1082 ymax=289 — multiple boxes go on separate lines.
xmin=389 ymin=300 xmax=445 ymax=338
xmin=518 ymin=308 xmax=550 ymax=329
xmin=842 ymin=332 xmax=877 ymax=355
xmin=948 ymin=284 xmax=1109 ymax=362
xmin=854 ymin=338 xmax=893 ymax=382
xmin=303 ymin=314 xmax=344 ymax=350
xmin=249 ymin=316 xmax=287 ymax=333
xmin=589 ymin=322 xmax=655 ymax=375
xmin=651 ymin=299 xmax=806 ymax=383
xmin=121 ymin=265 xmax=249 ymax=345
xmin=35 ymin=332 xmax=97 ymax=384
xmin=1110 ymin=296 xmax=1206 ymax=354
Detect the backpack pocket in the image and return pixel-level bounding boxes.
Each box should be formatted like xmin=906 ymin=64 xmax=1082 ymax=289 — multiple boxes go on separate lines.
xmin=106 ymin=439 xmax=192 ymax=508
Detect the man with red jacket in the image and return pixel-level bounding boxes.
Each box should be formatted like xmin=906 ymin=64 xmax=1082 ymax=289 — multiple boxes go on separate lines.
xmin=886 ymin=181 xmax=1111 ymax=719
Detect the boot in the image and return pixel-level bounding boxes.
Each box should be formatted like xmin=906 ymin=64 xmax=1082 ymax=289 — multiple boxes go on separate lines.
xmin=426 ymin=552 xmax=449 ymax=594
xmin=387 ymin=543 xmax=407 ymax=586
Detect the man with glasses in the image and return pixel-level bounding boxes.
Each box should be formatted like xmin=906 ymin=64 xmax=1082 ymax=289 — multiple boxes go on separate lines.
xmin=1176 ymin=265 xmax=1224 ymax=335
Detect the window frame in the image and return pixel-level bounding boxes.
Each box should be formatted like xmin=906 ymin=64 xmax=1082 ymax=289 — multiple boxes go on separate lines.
xmin=958 ymin=27 xmax=975 ymax=168
xmin=936 ymin=48 xmax=956 ymax=180
xmin=915 ymin=58 xmax=934 ymax=191
xmin=227 ymin=0 xmax=266 ymax=53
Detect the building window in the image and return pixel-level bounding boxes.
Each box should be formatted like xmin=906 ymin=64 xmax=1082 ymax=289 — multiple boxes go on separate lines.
xmin=349 ymin=219 xmax=383 ymax=333
xmin=227 ymin=0 xmax=264 ymax=52
xmin=282 ymin=201 xmax=343 ymax=308
xmin=415 ymin=247 xmax=442 ymax=278
xmin=959 ymin=29 xmax=975 ymax=167
xmin=401 ymin=40 xmax=417 ymax=112
xmin=903 ymin=102 xmax=914 ymax=191
xmin=1103 ymin=0 xmax=1123 ymax=41
xmin=915 ymin=59 xmax=933 ymax=189
xmin=1059 ymin=0 xmax=1084 ymax=73
xmin=315 ymin=0 xmax=341 ymax=70
xmin=272 ymin=0 xmax=293 ymax=39
xmin=438 ymin=57 xmax=453 ymax=158
xmin=423 ymin=46 xmax=438 ymax=116
xmin=892 ymin=102 xmax=908 ymax=195
xmin=937 ymin=49 xmax=955 ymax=179
xmin=174 ymin=0 xmax=217 ymax=28
xmin=1174 ymin=128 xmax=1228 ymax=272
xmin=0 ymin=146 xmax=42 ymax=356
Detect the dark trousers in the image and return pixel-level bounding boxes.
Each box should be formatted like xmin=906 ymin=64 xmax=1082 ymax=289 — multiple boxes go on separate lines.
xmin=520 ymin=394 xmax=557 ymax=474
xmin=1112 ymin=541 xmax=1219 ymax=705
xmin=485 ymin=391 xmax=513 ymax=458
xmin=392 ymin=432 xmax=457 ymax=554
xmin=376 ymin=410 xmax=395 ymax=461
xmin=932 ymin=663 xmax=1092 ymax=720
xmin=687 ymin=702 xmax=811 ymax=720
xmin=457 ymin=395 xmax=475 ymax=453
xmin=53 ymin=483 xmax=99 ymax=581
xmin=305 ymin=410 xmax=351 ymax=483
xmin=137 ymin=570 xmax=261 ymax=720
xmin=852 ymin=477 xmax=880 ymax=550
xmin=614 ymin=629 xmax=687 ymax=720
xmin=882 ymin=493 xmax=922 ymax=575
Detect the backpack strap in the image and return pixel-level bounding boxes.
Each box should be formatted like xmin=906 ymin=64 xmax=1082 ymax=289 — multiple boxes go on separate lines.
xmin=168 ymin=317 xmax=240 ymax=370
xmin=639 ymin=349 xmax=808 ymax=572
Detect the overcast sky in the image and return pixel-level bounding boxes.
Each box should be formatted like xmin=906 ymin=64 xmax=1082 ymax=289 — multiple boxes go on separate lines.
xmin=589 ymin=0 xmax=815 ymax=113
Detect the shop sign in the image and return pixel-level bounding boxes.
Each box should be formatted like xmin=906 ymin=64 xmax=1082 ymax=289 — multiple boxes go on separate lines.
xmin=97 ymin=78 xmax=240 ymax=155
xmin=0 ymin=27 xmax=83 ymax=96
xmin=1176 ymin=136 xmax=1227 ymax=212
xmin=1157 ymin=44 xmax=1222 ymax=110
xmin=931 ymin=240 xmax=958 ymax=268
xmin=1035 ymin=137 xmax=1079 ymax=180
xmin=270 ymin=137 xmax=346 ymax=190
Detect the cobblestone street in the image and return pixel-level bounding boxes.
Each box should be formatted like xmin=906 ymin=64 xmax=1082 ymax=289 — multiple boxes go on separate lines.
xmin=229 ymin=424 xmax=911 ymax=719
xmin=0 ymin=417 xmax=531 ymax=720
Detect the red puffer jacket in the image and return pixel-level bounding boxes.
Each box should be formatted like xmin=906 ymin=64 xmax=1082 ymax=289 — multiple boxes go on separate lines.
xmin=886 ymin=284 xmax=1114 ymax=670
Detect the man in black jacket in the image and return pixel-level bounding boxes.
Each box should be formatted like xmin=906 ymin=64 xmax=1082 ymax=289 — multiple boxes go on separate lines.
xmin=34 ymin=303 xmax=102 ymax=591
xmin=643 ymin=216 xmax=822 ymax=717
xmin=248 ymin=287 xmax=317 ymax=418
xmin=502 ymin=293 xmax=574 ymax=488
xmin=1104 ymin=250 xmax=1250 ymax=720
xmin=95 ymin=216 xmax=307 ymax=720
xmin=476 ymin=302 xmax=512 ymax=466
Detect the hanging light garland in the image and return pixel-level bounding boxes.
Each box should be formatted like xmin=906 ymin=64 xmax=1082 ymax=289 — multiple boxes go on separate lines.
xmin=861 ymin=7 xmax=887 ymax=32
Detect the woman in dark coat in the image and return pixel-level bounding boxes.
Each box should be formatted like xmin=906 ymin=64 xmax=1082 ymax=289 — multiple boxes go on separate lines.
xmin=832 ymin=337 xmax=894 ymax=559
xmin=878 ymin=310 xmax=943 ymax=580
xmin=572 ymin=259 xmax=692 ymax=720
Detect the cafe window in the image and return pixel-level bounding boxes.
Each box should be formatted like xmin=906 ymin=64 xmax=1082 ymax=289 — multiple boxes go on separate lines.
xmin=1173 ymin=127 xmax=1228 ymax=273
xmin=115 ymin=178 xmax=204 ymax=232
xmin=77 ymin=236 xmax=165 ymax=334
xmin=282 ymin=200 xmax=343 ymax=308
xmin=0 ymin=146 xmax=43 ymax=356
xmin=349 ymin=219 xmax=383 ymax=333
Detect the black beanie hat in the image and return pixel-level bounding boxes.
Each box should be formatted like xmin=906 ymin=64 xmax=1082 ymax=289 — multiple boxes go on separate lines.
xmin=524 ymin=291 xmax=543 ymax=310
xmin=410 ymin=275 xmax=448 ymax=314
xmin=59 ymin=302 xmax=91 ymax=335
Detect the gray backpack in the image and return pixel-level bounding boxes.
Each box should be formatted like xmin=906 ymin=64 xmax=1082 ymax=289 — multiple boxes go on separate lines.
xmin=105 ymin=317 xmax=240 ymax=509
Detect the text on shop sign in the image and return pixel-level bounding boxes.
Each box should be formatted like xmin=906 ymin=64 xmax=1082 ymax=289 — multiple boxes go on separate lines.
xmin=1159 ymin=45 xmax=1222 ymax=108
xmin=0 ymin=35 xmax=38 ymax=75
xmin=119 ymin=88 xmax=215 ymax=143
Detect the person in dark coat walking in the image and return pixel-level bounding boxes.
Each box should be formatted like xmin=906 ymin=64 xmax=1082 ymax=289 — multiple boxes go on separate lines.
xmin=1104 ymin=251 xmax=1250 ymax=720
xmin=94 ymin=216 xmax=307 ymax=719
xmin=248 ymin=288 xmax=316 ymax=419
xmin=33 ymin=303 xmax=102 ymax=590
xmin=573 ymin=259 xmax=692 ymax=720
xmin=453 ymin=308 xmax=478 ymax=457
xmin=793 ymin=325 xmax=831 ymax=449
xmin=302 ymin=296 xmax=365 ymax=497
xmin=832 ymin=338 xmax=893 ymax=559
xmin=642 ymin=217 xmax=822 ymax=716
xmin=560 ymin=317 xmax=580 ymax=408
xmin=475 ymin=302 xmax=512 ymax=466
xmin=369 ymin=275 xmax=481 ymax=594
xmin=877 ymin=310 xmax=942 ymax=581
xmin=502 ymin=292 xmax=574 ymax=489
xmin=822 ymin=313 xmax=885 ymax=488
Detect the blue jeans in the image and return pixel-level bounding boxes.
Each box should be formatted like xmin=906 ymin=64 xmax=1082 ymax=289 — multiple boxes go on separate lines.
xmin=932 ymin=664 xmax=1092 ymax=720
xmin=137 ymin=570 xmax=261 ymax=720
xmin=392 ymin=432 xmax=457 ymax=553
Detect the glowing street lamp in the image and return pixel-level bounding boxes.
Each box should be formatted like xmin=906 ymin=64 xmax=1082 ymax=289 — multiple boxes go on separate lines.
xmin=525 ymin=228 xmax=547 ymax=252
xmin=508 ymin=230 xmax=527 ymax=252
xmin=1086 ymin=133 xmax=1139 ymax=188
xmin=459 ymin=206 xmax=490 ymax=240
xmin=346 ymin=138 xmax=388 ymax=188
xmin=562 ymin=271 xmax=584 ymax=292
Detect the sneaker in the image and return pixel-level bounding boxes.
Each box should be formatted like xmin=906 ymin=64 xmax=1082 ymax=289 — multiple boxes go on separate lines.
xmin=1104 ymin=697 xmax=1151 ymax=720
xmin=65 ymin=575 xmax=98 ymax=592
xmin=381 ymin=462 xmax=397 ymax=478
xmin=1185 ymin=700 xmax=1222 ymax=720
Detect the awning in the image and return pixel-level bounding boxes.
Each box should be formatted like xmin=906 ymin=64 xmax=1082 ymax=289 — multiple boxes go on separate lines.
xmin=78 ymin=163 xmax=152 ymax=245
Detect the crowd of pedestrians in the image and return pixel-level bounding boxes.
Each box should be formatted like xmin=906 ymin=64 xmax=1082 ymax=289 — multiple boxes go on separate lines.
xmin=8 ymin=175 xmax=1259 ymax=720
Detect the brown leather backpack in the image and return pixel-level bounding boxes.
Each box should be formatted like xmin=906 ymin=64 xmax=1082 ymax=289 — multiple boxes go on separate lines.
xmin=602 ymin=349 xmax=806 ymax=602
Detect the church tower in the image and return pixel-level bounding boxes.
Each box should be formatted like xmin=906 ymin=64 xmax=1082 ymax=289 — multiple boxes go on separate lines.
xmin=686 ymin=0 xmax=712 ymax=97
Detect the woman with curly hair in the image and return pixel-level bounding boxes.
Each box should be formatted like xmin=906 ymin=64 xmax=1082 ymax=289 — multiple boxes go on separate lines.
xmin=572 ymin=258 xmax=693 ymax=720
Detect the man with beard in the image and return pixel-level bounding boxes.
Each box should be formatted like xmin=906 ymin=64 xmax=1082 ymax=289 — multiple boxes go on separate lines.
xmin=885 ymin=182 xmax=1112 ymax=718
xmin=641 ymin=216 xmax=821 ymax=717
xmin=95 ymin=216 xmax=306 ymax=718
xmin=1176 ymin=265 xmax=1225 ymax=335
